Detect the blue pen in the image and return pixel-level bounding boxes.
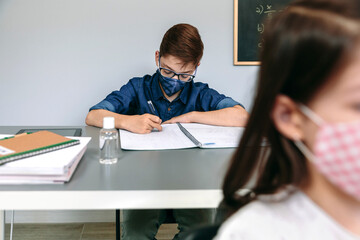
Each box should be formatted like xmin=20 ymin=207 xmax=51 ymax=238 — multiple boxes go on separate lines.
xmin=147 ymin=100 xmax=157 ymax=116
xmin=147 ymin=100 xmax=159 ymax=132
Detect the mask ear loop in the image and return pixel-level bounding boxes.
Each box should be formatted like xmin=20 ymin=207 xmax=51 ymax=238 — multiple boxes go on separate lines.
xmin=298 ymin=104 xmax=325 ymax=126
xmin=293 ymin=104 xmax=324 ymax=164
xmin=294 ymin=138 xmax=317 ymax=164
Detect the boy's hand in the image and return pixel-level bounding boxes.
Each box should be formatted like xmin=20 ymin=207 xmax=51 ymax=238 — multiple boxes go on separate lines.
xmin=125 ymin=114 xmax=162 ymax=134
xmin=163 ymin=112 xmax=194 ymax=124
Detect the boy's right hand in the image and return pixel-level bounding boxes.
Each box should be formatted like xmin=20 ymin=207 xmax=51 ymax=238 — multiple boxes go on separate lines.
xmin=125 ymin=114 xmax=162 ymax=134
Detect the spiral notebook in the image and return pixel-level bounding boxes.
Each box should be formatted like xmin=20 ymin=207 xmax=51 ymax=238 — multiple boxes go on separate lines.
xmin=0 ymin=131 xmax=80 ymax=165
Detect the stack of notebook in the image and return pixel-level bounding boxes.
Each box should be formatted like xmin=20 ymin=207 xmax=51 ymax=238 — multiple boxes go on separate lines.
xmin=0 ymin=131 xmax=91 ymax=184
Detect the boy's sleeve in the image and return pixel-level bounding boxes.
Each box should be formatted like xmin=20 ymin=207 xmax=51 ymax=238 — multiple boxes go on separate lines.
xmin=198 ymin=86 xmax=245 ymax=111
xmin=216 ymin=97 xmax=245 ymax=110
xmin=89 ymin=81 xmax=137 ymax=114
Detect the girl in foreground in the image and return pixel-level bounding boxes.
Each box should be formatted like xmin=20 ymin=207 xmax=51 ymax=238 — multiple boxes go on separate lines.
xmin=216 ymin=0 xmax=360 ymax=239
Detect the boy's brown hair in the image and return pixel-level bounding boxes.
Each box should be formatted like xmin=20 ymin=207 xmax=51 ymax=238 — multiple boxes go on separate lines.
xmin=160 ymin=23 xmax=204 ymax=66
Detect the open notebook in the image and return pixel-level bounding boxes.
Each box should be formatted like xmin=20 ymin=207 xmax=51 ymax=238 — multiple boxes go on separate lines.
xmin=120 ymin=123 xmax=244 ymax=150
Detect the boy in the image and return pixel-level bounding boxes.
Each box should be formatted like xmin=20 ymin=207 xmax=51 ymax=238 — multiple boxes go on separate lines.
xmin=86 ymin=23 xmax=248 ymax=240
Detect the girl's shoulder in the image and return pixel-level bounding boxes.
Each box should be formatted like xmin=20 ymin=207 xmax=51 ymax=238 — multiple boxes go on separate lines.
xmin=215 ymin=190 xmax=359 ymax=240
xmin=215 ymin=193 xmax=299 ymax=240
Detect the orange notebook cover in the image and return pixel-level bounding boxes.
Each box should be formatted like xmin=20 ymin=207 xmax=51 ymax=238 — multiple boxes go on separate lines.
xmin=0 ymin=131 xmax=80 ymax=165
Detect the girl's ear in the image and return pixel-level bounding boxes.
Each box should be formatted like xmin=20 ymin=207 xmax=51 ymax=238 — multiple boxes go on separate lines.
xmin=271 ymin=95 xmax=305 ymax=141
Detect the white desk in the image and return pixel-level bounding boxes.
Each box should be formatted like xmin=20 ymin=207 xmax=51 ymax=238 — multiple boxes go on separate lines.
xmin=0 ymin=126 xmax=239 ymax=239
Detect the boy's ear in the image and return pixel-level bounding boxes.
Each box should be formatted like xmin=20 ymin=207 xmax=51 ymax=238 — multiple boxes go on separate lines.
xmin=155 ymin=51 xmax=160 ymax=67
xmin=271 ymin=95 xmax=305 ymax=141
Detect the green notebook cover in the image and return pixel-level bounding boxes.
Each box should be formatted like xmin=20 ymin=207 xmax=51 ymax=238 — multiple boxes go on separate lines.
xmin=0 ymin=131 xmax=80 ymax=165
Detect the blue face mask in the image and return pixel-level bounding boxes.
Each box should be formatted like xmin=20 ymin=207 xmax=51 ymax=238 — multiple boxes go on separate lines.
xmin=157 ymin=70 xmax=187 ymax=97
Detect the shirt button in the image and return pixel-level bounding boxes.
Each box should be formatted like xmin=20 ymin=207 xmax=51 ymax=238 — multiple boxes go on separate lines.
xmin=168 ymin=107 xmax=171 ymax=111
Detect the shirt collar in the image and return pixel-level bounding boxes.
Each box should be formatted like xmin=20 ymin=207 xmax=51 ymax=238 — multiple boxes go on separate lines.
xmin=178 ymin=80 xmax=192 ymax=104
xmin=151 ymin=72 xmax=165 ymax=100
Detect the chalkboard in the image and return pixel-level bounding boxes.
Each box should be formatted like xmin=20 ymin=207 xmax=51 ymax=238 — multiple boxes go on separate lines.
xmin=234 ymin=0 xmax=293 ymax=65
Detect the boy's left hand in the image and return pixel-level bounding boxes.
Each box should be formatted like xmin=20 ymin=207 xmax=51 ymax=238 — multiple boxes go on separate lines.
xmin=162 ymin=112 xmax=194 ymax=124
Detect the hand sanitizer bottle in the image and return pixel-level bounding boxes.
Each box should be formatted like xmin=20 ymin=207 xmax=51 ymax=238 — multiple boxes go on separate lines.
xmin=99 ymin=117 xmax=119 ymax=164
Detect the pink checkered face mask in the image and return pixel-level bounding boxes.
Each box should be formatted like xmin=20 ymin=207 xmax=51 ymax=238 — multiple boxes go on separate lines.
xmin=294 ymin=104 xmax=360 ymax=201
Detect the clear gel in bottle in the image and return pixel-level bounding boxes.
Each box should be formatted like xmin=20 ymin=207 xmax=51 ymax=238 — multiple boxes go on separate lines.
xmin=99 ymin=117 xmax=119 ymax=164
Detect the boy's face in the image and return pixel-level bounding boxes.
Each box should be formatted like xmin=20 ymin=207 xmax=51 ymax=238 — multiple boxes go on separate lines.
xmin=155 ymin=51 xmax=198 ymax=81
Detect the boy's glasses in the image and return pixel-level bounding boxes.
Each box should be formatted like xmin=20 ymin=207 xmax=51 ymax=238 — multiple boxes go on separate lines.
xmin=158 ymin=57 xmax=197 ymax=82
xmin=159 ymin=67 xmax=196 ymax=82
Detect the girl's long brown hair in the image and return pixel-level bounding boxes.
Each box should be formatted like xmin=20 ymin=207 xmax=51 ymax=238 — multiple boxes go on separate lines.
xmin=223 ymin=0 xmax=360 ymax=213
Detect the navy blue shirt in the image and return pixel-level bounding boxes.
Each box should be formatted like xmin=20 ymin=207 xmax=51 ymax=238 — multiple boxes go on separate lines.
xmin=89 ymin=72 xmax=243 ymax=122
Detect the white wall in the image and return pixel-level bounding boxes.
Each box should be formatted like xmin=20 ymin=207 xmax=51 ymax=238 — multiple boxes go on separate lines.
xmin=0 ymin=0 xmax=258 ymax=126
